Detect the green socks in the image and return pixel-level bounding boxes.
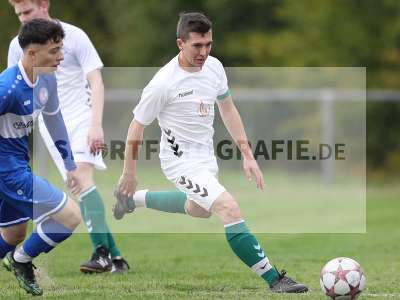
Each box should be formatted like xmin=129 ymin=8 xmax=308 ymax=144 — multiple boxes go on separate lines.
xmin=225 ymin=220 xmax=279 ymax=287
xmin=133 ymin=190 xmax=187 ymax=214
xmin=80 ymin=186 xmax=121 ymax=258
xmin=132 ymin=191 xmax=278 ymax=286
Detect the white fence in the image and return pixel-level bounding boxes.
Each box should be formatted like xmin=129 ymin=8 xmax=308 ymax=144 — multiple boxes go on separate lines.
xmin=34 ymin=89 xmax=399 ymax=183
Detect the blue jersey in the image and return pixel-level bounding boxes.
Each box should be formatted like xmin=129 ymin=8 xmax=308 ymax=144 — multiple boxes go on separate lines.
xmin=0 ymin=62 xmax=75 ymax=173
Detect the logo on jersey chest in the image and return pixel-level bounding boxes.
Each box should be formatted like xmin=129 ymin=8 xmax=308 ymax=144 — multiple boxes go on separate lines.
xmin=198 ymin=101 xmax=211 ymax=117
xmin=38 ymin=87 xmax=49 ymax=105
xmin=178 ymin=90 xmax=194 ymax=98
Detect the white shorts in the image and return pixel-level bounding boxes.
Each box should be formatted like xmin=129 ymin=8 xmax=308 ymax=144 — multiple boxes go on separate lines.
xmin=38 ymin=113 xmax=106 ymax=181
xmin=161 ymin=156 xmax=226 ymax=211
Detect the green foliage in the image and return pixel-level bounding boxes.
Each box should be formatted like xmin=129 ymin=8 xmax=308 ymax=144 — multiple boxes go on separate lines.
xmin=0 ymin=0 xmax=399 ymax=172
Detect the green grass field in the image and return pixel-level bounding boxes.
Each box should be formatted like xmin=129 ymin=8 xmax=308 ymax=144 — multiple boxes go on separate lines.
xmin=0 ymin=163 xmax=398 ymax=299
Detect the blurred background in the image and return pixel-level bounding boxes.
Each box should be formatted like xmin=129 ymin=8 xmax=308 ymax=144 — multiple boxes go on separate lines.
xmin=1 ymin=0 xmax=399 ymax=180
xmin=0 ymin=2 xmax=399 ymax=298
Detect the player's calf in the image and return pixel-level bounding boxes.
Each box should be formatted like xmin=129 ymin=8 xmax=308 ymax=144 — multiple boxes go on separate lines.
xmin=113 ymin=189 xmax=189 ymax=219
xmin=211 ymin=192 xmax=308 ymax=294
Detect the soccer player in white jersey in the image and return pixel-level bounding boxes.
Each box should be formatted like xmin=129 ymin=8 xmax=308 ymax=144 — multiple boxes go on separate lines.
xmin=0 ymin=19 xmax=82 ymax=296
xmin=114 ymin=12 xmax=308 ymax=293
xmin=7 ymin=0 xmax=129 ymax=274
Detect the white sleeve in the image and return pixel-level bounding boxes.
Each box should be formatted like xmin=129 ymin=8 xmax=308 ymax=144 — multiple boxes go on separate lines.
xmin=133 ymin=84 xmax=167 ymax=126
xmin=217 ymin=64 xmax=230 ymax=101
xmin=8 ymin=37 xmax=23 ymax=68
xmin=73 ymin=28 xmax=103 ymax=75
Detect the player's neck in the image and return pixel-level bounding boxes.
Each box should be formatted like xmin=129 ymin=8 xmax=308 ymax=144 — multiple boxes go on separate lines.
xmin=21 ymin=58 xmax=37 ymax=84
xmin=178 ymin=52 xmax=201 ymax=73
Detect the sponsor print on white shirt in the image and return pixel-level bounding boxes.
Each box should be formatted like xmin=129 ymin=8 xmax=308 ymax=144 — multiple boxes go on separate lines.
xmin=133 ymin=55 xmax=230 ymax=160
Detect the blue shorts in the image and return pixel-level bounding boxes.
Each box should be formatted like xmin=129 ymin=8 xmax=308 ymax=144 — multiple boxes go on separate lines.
xmin=0 ymin=168 xmax=67 ymax=227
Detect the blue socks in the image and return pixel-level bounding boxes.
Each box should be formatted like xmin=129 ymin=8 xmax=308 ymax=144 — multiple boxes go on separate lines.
xmin=14 ymin=218 xmax=72 ymax=262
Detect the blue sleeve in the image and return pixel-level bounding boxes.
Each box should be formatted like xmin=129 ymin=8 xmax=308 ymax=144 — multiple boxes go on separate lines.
xmin=42 ymin=110 xmax=77 ymax=172
xmin=42 ymin=77 xmax=76 ymax=172
xmin=0 ymin=85 xmax=11 ymax=115
xmin=43 ymin=75 xmax=60 ymax=115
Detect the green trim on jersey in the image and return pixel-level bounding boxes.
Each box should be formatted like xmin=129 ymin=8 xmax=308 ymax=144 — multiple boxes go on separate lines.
xmin=217 ymin=89 xmax=231 ymax=101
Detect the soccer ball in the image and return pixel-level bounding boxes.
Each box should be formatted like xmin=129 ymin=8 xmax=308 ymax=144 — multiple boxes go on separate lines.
xmin=320 ymin=257 xmax=366 ymax=300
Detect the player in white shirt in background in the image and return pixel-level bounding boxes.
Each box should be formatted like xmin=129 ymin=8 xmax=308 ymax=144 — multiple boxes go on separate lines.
xmin=7 ymin=0 xmax=129 ymax=274
xmin=114 ymin=12 xmax=308 ymax=293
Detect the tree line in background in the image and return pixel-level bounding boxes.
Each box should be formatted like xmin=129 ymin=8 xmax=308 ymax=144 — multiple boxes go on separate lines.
xmin=1 ymin=0 xmax=399 ymax=176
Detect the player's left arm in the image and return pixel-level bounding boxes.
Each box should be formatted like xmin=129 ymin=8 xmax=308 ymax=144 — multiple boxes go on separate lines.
xmin=42 ymin=77 xmax=81 ymax=194
xmin=86 ymin=69 xmax=105 ymax=155
xmin=217 ymin=97 xmax=265 ymax=190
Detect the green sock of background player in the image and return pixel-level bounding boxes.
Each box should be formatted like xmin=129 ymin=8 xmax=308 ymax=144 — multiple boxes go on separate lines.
xmin=80 ymin=187 xmax=121 ymax=257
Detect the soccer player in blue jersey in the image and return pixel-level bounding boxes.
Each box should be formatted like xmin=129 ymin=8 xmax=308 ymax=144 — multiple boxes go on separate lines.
xmin=8 ymin=0 xmax=129 ymax=274
xmin=0 ymin=19 xmax=82 ymax=295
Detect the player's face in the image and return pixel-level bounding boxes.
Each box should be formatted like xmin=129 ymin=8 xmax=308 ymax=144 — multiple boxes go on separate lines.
xmin=14 ymin=0 xmax=49 ymax=24
xmin=178 ymin=30 xmax=213 ymax=68
xmin=30 ymin=41 xmax=64 ymax=74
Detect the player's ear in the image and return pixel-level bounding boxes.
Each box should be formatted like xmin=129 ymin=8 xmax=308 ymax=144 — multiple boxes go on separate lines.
xmin=26 ymin=46 xmax=38 ymax=63
xmin=26 ymin=48 xmax=35 ymax=59
xmin=176 ymin=38 xmax=184 ymax=51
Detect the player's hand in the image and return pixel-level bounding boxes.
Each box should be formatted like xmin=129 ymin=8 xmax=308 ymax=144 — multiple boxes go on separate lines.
xmin=66 ymin=169 xmax=82 ymax=195
xmin=88 ymin=125 xmax=105 ymax=155
xmin=117 ymin=172 xmax=138 ymax=198
xmin=243 ymin=157 xmax=265 ymax=190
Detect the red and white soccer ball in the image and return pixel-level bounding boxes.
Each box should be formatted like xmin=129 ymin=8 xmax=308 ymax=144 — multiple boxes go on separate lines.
xmin=320 ymin=257 xmax=366 ymax=300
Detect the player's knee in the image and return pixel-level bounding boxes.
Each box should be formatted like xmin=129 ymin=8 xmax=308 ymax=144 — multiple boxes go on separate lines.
xmin=2 ymin=231 xmax=26 ymax=246
xmin=213 ymin=193 xmax=242 ymax=223
xmin=60 ymin=201 xmax=82 ymax=230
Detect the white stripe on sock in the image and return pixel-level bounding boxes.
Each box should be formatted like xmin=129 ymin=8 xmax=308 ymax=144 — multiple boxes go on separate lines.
xmin=80 ymin=186 xmax=97 ymax=198
xmin=133 ymin=189 xmax=148 ymax=208
xmin=13 ymin=247 xmax=33 ymax=263
xmin=37 ymin=222 xmax=58 ymax=247
xmin=224 ymin=219 xmax=245 ymax=228
xmin=251 ymin=257 xmax=273 ymax=276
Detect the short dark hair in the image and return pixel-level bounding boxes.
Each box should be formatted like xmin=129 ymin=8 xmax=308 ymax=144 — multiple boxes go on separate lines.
xmin=18 ymin=18 xmax=64 ymax=50
xmin=177 ymin=12 xmax=212 ymax=41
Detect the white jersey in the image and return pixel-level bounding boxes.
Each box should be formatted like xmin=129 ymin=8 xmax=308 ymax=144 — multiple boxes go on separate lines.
xmin=8 ymin=20 xmax=103 ymax=119
xmin=133 ymin=55 xmax=230 ymax=160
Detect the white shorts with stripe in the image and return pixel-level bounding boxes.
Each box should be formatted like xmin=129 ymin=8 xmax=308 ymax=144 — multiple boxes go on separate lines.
xmin=161 ymin=155 xmax=226 ymax=211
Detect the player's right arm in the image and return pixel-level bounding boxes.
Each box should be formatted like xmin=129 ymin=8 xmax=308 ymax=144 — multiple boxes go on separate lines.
xmin=117 ymin=81 xmax=167 ymax=197
xmin=118 ymin=119 xmax=145 ymax=197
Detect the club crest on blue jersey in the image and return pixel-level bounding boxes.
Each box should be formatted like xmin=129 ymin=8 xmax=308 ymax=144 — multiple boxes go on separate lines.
xmin=38 ymin=87 xmax=49 ymax=106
